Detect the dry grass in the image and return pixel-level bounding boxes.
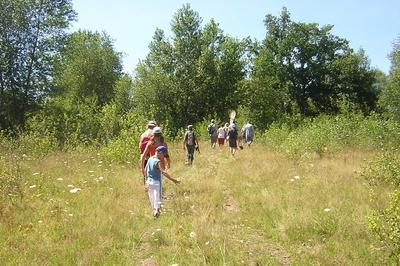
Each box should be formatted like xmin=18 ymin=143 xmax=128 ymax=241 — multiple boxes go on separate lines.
xmin=0 ymin=142 xmax=388 ymax=264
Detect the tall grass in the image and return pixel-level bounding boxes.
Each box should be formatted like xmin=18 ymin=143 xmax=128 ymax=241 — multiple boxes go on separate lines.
xmin=1 ymin=113 xmax=399 ymax=264
xmin=0 ymin=141 xmax=391 ymax=264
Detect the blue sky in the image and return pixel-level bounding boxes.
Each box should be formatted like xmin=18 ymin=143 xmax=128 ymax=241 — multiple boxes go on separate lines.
xmin=71 ymin=0 xmax=400 ymax=74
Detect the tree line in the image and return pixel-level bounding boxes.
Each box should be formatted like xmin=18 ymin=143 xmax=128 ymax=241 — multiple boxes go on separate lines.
xmin=1 ymin=2 xmax=399 ymax=144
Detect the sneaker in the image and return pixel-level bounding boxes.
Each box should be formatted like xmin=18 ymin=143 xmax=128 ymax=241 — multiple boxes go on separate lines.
xmin=153 ymin=208 xmax=160 ymax=218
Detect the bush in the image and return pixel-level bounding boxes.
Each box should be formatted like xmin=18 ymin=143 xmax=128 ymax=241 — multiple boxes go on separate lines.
xmin=369 ymin=189 xmax=400 ymax=261
xmin=362 ymin=149 xmax=400 ymax=260
xmin=261 ymin=113 xmax=400 ymax=159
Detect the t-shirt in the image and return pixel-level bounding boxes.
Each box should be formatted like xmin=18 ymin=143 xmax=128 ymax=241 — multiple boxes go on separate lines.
xmin=217 ymin=127 xmax=225 ymax=139
xmin=184 ymin=131 xmax=196 ymax=146
xmin=146 ymin=156 xmax=161 ymax=181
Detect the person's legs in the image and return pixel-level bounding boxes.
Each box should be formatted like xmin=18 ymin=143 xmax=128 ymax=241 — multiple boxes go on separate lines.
xmin=186 ymin=145 xmax=195 ymax=165
xmin=147 ymin=180 xmax=161 ymax=216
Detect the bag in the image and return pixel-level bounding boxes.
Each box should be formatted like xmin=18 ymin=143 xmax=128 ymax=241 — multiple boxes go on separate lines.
xmin=140 ymin=134 xmax=152 ymax=154
xmin=228 ymin=128 xmax=237 ymax=139
xmin=207 ymin=124 xmax=215 ymax=135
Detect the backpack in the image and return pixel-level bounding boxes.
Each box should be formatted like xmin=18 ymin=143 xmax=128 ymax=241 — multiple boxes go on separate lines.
xmin=207 ymin=124 xmax=215 ymax=135
xmin=139 ymin=133 xmax=153 ymax=154
xmin=185 ymin=131 xmax=196 ymax=146
xmin=228 ymin=128 xmax=237 ymax=139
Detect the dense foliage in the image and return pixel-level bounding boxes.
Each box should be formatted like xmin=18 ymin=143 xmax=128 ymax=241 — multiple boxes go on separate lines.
xmin=0 ymin=0 xmax=76 ymax=130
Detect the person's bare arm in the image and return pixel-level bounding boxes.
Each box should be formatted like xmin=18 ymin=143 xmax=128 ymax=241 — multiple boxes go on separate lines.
xmin=157 ymin=161 xmax=179 ymax=183
xmin=140 ymin=141 xmax=152 ymax=176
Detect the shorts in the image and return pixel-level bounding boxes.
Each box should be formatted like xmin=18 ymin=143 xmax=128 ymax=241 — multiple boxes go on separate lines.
xmin=210 ymin=135 xmax=217 ymax=144
xmin=228 ymin=137 xmax=237 ymax=148
xmin=218 ymin=138 xmax=225 ymax=145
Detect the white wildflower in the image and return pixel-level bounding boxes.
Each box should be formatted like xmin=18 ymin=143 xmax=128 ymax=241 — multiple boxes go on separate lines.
xmin=29 ymin=185 xmax=37 ymax=189
xmin=324 ymin=208 xmax=331 ymax=212
xmin=69 ymin=187 xmax=81 ymax=193
xmin=189 ymin=231 xmax=196 ymax=238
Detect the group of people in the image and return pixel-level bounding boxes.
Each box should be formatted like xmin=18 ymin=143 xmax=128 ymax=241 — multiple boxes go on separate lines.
xmin=138 ymin=119 xmax=254 ymax=217
xmin=138 ymin=121 xmax=179 ymax=218
xmin=207 ymin=119 xmax=255 ymax=156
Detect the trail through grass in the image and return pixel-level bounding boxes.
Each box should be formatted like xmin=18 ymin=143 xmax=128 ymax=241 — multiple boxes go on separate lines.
xmin=0 ymin=142 xmax=386 ymax=264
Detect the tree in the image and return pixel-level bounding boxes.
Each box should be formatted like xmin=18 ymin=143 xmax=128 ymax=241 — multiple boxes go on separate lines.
xmin=378 ymin=37 xmax=400 ymax=119
xmin=0 ymin=0 xmax=76 ymax=130
xmin=133 ymin=4 xmax=247 ymax=133
xmin=53 ymin=30 xmax=123 ymax=107
xmin=246 ymin=7 xmax=377 ymax=128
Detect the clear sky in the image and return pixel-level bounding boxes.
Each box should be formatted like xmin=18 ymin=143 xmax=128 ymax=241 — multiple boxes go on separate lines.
xmin=70 ymin=0 xmax=400 ymax=75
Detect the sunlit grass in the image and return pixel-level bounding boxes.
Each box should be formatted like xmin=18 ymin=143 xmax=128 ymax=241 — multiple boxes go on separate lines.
xmin=0 ymin=142 xmax=388 ymax=264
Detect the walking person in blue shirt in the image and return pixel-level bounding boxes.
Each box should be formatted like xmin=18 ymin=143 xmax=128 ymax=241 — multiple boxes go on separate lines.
xmin=145 ymin=146 xmax=180 ymax=217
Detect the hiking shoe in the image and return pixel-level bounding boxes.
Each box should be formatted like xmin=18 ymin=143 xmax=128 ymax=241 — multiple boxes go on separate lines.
xmin=153 ymin=208 xmax=160 ymax=218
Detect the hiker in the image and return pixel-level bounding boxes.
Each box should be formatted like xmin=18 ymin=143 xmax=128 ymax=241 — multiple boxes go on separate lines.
xmin=183 ymin=125 xmax=199 ymax=165
xmin=207 ymin=119 xmax=217 ymax=148
xmin=140 ymin=126 xmax=170 ymax=180
xmin=243 ymin=122 xmax=255 ymax=147
xmin=228 ymin=122 xmax=239 ymax=156
xmin=217 ymin=124 xmax=226 ymax=147
xmin=224 ymin=122 xmax=229 ymax=146
xmin=139 ymin=120 xmax=157 ymax=154
xmin=145 ymin=146 xmax=180 ymax=217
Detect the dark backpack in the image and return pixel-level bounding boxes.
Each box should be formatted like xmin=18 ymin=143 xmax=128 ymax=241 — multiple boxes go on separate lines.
xmin=228 ymin=128 xmax=237 ymax=139
xmin=207 ymin=124 xmax=215 ymax=135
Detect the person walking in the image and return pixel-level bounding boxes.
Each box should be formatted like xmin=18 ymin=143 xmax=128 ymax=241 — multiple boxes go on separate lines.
xmin=207 ymin=119 xmax=217 ymax=149
xmin=243 ymin=122 xmax=255 ymax=147
xmin=139 ymin=121 xmax=157 ymax=151
xmin=140 ymin=126 xmax=170 ymax=180
xmin=183 ymin=125 xmax=199 ymax=165
xmin=224 ymin=122 xmax=229 ymax=146
xmin=145 ymin=146 xmax=180 ymax=217
xmin=217 ymin=124 xmax=226 ymax=147
xmin=227 ymin=122 xmax=239 ymax=156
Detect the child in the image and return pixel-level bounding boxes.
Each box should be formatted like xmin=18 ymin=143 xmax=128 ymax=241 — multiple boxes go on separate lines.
xmin=145 ymin=146 xmax=180 ymax=217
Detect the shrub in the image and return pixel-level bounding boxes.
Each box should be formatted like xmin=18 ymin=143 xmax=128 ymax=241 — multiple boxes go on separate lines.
xmin=369 ymin=189 xmax=400 ymax=261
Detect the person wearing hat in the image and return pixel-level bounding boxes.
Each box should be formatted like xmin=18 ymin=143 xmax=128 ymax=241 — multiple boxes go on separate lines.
xmin=145 ymin=145 xmax=180 ymax=217
xmin=207 ymin=119 xmax=217 ymax=148
xmin=183 ymin=125 xmax=199 ymax=165
xmin=139 ymin=121 xmax=157 ymax=152
xmin=140 ymin=126 xmax=170 ymax=178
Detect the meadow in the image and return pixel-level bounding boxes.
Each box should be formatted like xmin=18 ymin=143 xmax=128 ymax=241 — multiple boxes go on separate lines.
xmin=0 ymin=139 xmax=392 ymax=265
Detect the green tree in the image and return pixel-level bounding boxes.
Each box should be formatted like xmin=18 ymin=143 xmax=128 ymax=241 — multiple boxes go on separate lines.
xmin=0 ymin=0 xmax=76 ymax=130
xmin=247 ymin=7 xmax=377 ymax=128
xmin=379 ymin=37 xmax=400 ymax=119
xmin=53 ymin=30 xmax=123 ymax=107
xmin=133 ymin=4 xmax=246 ymax=133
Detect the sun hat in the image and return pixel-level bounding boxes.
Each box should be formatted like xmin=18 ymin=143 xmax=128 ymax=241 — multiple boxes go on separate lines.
xmin=156 ymin=146 xmax=168 ymax=153
xmin=152 ymin=126 xmax=162 ymax=134
xmin=147 ymin=120 xmax=157 ymax=127
xmin=187 ymin=125 xmax=193 ymax=129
